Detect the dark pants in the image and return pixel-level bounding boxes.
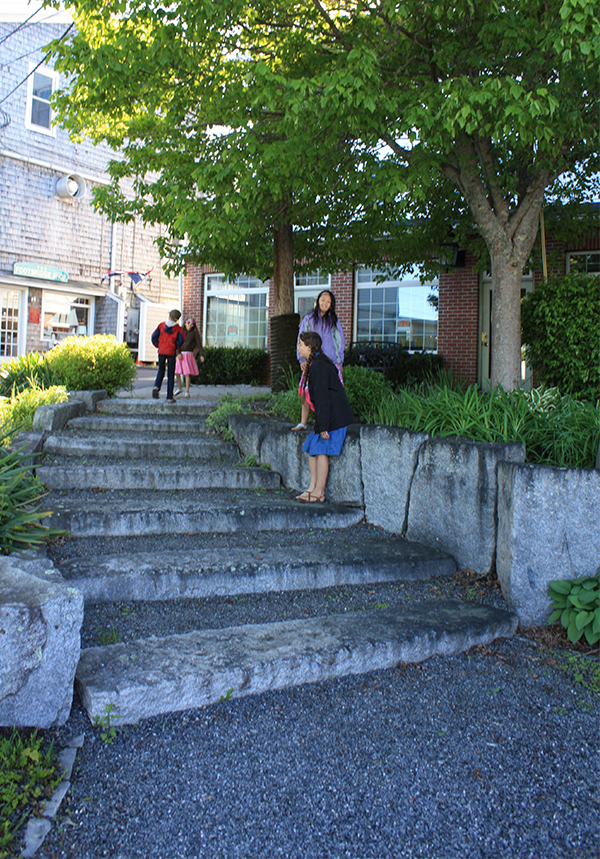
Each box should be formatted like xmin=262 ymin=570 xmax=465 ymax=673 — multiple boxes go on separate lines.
xmin=154 ymin=354 xmax=176 ymax=400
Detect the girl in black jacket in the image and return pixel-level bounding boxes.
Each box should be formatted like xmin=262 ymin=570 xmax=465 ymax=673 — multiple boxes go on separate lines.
xmin=296 ymin=330 xmax=354 ymax=503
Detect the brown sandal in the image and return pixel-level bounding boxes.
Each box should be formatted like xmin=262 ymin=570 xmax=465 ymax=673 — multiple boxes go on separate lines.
xmin=296 ymin=491 xmax=325 ymax=503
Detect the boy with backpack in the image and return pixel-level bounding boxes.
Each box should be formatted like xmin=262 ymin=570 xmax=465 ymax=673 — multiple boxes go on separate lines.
xmin=151 ymin=309 xmax=185 ymax=403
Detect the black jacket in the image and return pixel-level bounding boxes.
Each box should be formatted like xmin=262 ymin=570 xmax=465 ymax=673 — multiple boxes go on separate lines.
xmin=307 ymin=353 xmax=355 ymax=434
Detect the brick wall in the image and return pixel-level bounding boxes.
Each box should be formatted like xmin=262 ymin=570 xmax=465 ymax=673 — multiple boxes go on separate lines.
xmin=437 ymin=251 xmax=480 ymax=385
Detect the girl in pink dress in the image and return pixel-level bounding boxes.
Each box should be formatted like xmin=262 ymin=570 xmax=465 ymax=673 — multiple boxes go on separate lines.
xmin=175 ymin=319 xmax=205 ymax=397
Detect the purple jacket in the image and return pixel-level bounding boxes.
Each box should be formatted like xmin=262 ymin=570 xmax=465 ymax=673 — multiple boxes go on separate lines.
xmin=297 ymin=313 xmax=345 ymax=367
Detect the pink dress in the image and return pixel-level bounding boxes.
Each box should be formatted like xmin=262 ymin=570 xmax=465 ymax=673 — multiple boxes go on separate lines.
xmin=175 ymin=352 xmax=199 ymax=376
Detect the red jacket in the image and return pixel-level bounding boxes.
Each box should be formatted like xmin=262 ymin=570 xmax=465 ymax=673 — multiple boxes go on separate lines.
xmin=151 ymin=321 xmax=184 ymax=356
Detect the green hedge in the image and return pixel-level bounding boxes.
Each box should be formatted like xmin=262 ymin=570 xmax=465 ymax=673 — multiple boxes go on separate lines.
xmin=521 ymin=272 xmax=600 ymax=401
xmin=192 ymin=346 xmax=268 ymax=386
xmin=0 ymin=336 xmax=136 ymax=398
xmin=46 ymin=335 xmax=136 ymax=396
xmin=344 ymin=342 xmax=444 ymax=388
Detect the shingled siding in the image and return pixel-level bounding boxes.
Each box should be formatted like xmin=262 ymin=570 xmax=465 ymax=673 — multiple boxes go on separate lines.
xmin=0 ymin=20 xmax=178 ymax=317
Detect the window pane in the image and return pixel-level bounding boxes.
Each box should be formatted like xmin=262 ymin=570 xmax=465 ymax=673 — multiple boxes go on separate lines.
xmin=31 ymin=99 xmax=51 ymax=128
xmin=206 ymin=294 xmax=268 ymax=349
xmin=32 ymin=72 xmax=52 ymax=100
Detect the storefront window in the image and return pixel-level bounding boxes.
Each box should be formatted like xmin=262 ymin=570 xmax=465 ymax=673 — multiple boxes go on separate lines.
xmin=356 ymin=267 xmax=438 ymax=350
xmin=42 ymin=294 xmax=90 ymax=341
xmin=205 ymin=275 xmax=268 ymax=349
xmin=294 ymin=271 xmax=330 ymax=318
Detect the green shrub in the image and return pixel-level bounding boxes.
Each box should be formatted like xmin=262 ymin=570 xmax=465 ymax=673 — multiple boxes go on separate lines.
xmin=342 ymin=366 xmax=392 ymax=421
xmin=521 ymin=272 xmax=600 ymax=401
xmin=0 ymin=385 xmax=68 ymax=445
xmin=548 ymin=572 xmax=600 ymax=645
xmin=193 ymin=346 xmax=268 ymax=386
xmin=45 ymin=335 xmax=136 ymax=396
xmin=0 ymin=728 xmax=63 ymax=856
xmin=372 ymin=382 xmax=600 ymax=469
xmin=0 ymin=352 xmax=57 ymax=397
xmin=344 ymin=342 xmax=445 ymax=388
xmin=0 ymin=426 xmax=64 ymax=554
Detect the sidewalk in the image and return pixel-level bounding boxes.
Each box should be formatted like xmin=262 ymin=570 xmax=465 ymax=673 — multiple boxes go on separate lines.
xmin=116 ymin=364 xmax=271 ymax=401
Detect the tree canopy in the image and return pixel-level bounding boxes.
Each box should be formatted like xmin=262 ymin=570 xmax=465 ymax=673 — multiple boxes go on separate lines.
xmin=48 ymin=0 xmax=600 ymax=389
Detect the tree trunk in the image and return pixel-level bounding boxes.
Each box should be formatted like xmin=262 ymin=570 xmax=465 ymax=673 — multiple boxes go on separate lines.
xmin=270 ymin=218 xmax=299 ymax=392
xmin=272 ymin=220 xmax=295 ymax=316
xmin=490 ymin=256 xmax=524 ymax=391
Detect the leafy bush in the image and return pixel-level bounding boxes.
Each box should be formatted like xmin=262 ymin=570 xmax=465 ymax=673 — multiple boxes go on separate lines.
xmin=193 ymin=346 xmax=268 ymax=386
xmin=342 ymin=366 xmax=392 ymax=421
xmin=0 ymin=426 xmax=64 ymax=554
xmin=0 ymin=728 xmax=63 ymax=856
xmin=0 ymin=352 xmax=57 ymax=398
xmin=344 ymin=342 xmax=444 ymax=388
xmin=45 ymin=335 xmax=136 ymax=396
xmin=521 ymin=272 xmax=600 ymax=401
xmin=371 ymin=382 xmax=600 ymax=469
xmin=0 ymin=385 xmax=68 ymax=445
xmin=548 ymin=572 xmax=600 ymax=645
xmin=261 ymin=365 xmax=391 ymax=424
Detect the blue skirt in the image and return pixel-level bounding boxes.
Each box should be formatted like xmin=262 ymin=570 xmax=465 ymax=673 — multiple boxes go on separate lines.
xmin=302 ymin=427 xmax=347 ymax=457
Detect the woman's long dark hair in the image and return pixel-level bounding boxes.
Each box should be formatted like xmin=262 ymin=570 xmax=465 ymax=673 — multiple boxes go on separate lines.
xmin=311 ymin=290 xmax=338 ymax=330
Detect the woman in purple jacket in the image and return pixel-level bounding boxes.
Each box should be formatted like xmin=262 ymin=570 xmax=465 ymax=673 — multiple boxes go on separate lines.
xmin=292 ymin=290 xmax=345 ymax=431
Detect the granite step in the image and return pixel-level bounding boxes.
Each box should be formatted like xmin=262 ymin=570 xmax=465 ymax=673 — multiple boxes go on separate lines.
xmin=47 ymin=489 xmax=365 ymax=536
xmin=42 ymin=434 xmax=239 ymax=461
xmin=75 ymin=599 xmax=518 ymax=724
xmin=36 ymin=462 xmax=280 ymax=491
xmin=67 ymin=414 xmax=212 ymax=434
xmin=96 ymin=398 xmax=215 ymax=418
xmin=56 ymin=538 xmax=456 ymax=603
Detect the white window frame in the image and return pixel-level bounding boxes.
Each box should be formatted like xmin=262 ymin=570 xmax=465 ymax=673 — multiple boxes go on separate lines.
xmin=0 ymin=288 xmax=27 ymax=361
xmin=25 ymin=64 xmax=59 ymax=136
xmin=354 ymin=267 xmax=439 ymax=352
xmin=203 ymin=273 xmax=269 ymax=349
xmin=566 ymin=251 xmax=600 ymax=275
xmin=294 ymin=270 xmax=330 ymax=316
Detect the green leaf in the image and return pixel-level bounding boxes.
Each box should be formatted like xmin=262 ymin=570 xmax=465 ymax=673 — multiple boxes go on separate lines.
xmin=549 ymin=580 xmax=572 ymax=595
xmin=575 ymin=610 xmax=592 ymax=630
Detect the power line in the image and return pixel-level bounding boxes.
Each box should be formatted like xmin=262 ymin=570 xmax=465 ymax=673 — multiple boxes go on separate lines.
xmin=0 ymin=21 xmax=73 ymax=107
xmin=0 ymin=4 xmax=44 ymax=48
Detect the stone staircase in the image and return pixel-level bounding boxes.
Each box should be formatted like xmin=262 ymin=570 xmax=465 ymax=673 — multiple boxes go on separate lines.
xmin=39 ymin=396 xmax=517 ymax=725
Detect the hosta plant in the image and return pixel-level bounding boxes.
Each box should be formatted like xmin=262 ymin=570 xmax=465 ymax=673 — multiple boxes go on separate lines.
xmin=548 ymin=572 xmax=600 ymax=645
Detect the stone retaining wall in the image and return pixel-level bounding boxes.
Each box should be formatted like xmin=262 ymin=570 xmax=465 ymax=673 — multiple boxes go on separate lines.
xmin=229 ymin=415 xmax=600 ymax=626
xmin=0 ymin=557 xmax=84 ymax=728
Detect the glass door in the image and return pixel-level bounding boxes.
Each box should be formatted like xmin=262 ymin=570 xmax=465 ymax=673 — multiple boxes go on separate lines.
xmin=0 ymin=289 xmax=24 ymax=361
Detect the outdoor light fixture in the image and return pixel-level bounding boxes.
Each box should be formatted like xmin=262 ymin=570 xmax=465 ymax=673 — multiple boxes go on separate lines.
xmin=54 ymin=173 xmax=87 ymax=201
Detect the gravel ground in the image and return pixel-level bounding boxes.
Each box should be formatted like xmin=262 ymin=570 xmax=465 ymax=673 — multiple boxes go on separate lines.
xmin=29 ymin=523 xmax=599 ymax=859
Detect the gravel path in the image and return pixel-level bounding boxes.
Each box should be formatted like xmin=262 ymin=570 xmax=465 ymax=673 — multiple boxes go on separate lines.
xmin=32 ymin=525 xmax=599 ymax=859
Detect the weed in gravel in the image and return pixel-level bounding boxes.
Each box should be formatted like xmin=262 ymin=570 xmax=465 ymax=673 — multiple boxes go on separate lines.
xmin=0 ymin=728 xmax=63 ymax=856
xmin=93 ymin=703 xmax=121 ymax=744
xmin=97 ymin=624 xmax=120 ymax=645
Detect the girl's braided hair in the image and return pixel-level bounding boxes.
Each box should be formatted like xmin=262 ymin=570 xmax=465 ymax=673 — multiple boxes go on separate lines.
xmin=299 ymin=330 xmax=322 ymax=362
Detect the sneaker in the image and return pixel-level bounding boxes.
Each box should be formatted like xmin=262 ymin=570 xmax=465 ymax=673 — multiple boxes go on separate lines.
xmin=152 ymin=388 xmax=159 ymax=399
xmin=174 ymin=389 xmax=182 ymax=397
xmin=183 ymin=393 xmax=190 ymax=398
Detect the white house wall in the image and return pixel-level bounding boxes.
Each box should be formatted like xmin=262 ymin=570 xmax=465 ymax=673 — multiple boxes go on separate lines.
xmin=0 ymin=19 xmax=178 ymax=355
